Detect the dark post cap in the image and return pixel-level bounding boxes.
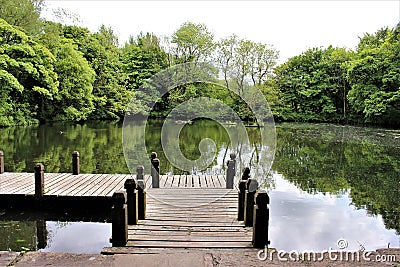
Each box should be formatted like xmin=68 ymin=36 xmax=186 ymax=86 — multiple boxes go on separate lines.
xmin=255 ymin=191 xmax=270 ymax=207
xmin=242 ymin=167 xmax=250 ymax=180
xmin=137 ymin=165 xmax=144 ymax=171
xmin=34 ymin=163 xmax=44 ymax=172
xmin=124 ymin=178 xmax=137 ymax=189
xmin=112 ymin=191 xmax=127 ymax=206
xmin=230 ymin=153 xmax=236 ymax=160
xmin=246 ymin=179 xmax=258 ymax=193
xmin=151 ymin=152 xmax=157 ymax=160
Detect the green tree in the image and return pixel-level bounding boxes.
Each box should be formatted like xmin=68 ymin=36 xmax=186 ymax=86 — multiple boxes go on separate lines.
xmin=0 ymin=0 xmax=44 ymax=35
xmin=171 ymin=22 xmax=214 ymax=64
xmin=275 ymin=46 xmax=353 ymax=122
xmin=122 ymin=33 xmax=168 ymax=116
xmin=52 ymin=38 xmax=95 ymax=121
xmin=347 ymin=25 xmax=400 ymax=126
xmin=0 ymin=18 xmax=58 ymax=126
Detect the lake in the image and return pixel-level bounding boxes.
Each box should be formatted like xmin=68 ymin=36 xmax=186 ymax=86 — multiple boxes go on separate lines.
xmin=0 ymin=120 xmax=399 ymax=253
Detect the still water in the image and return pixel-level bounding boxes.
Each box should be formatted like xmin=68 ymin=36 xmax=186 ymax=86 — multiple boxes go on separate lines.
xmin=0 ymin=120 xmax=399 ymax=252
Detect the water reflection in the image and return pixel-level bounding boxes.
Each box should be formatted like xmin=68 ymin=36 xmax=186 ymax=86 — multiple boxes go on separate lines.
xmin=0 ymin=121 xmax=399 ymax=251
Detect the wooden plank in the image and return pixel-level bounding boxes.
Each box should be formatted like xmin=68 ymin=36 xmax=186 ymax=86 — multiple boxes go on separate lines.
xmin=128 ymin=230 xmax=251 ymax=237
xmin=128 ymin=225 xmax=250 ymax=232
xmin=185 ymin=175 xmax=190 ymax=187
xmin=159 ymin=175 xmax=167 ymax=187
xmin=69 ymin=174 xmax=105 ymax=196
xmin=0 ymin=173 xmax=31 ymax=188
xmin=128 ymin=235 xmax=251 ymax=242
xmin=172 ymin=175 xmax=180 ymax=187
xmin=101 ymin=174 xmax=127 ymax=197
xmin=216 ymin=175 xmax=226 ymax=188
xmin=125 ymin=241 xmax=252 ymax=248
xmin=92 ymin=174 xmax=126 ymax=197
xmin=199 ymin=175 xmax=207 ymax=188
xmin=178 ymin=175 xmax=186 ymax=188
xmin=206 ymin=175 xmax=214 ymax=187
xmin=43 ymin=173 xmax=72 ymax=193
xmin=192 ymin=175 xmax=200 ymax=188
xmin=54 ymin=174 xmax=93 ymax=196
xmin=0 ymin=173 xmax=39 ymax=194
xmin=81 ymin=174 xmax=113 ymax=196
xmin=46 ymin=174 xmax=77 ymax=195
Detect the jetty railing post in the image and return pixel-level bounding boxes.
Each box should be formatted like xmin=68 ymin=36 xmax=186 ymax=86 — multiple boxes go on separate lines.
xmin=124 ymin=178 xmax=138 ymax=225
xmin=244 ymin=178 xmax=258 ymax=227
xmin=136 ymin=165 xmax=146 ymax=220
xmin=111 ymin=190 xmax=128 ymax=247
xmin=226 ymin=153 xmax=236 ymax=189
xmin=150 ymin=152 xmax=160 ymax=188
xmin=72 ymin=151 xmax=80 ymax=175
xmin=0 ymin=150 xmax=4 ymax=174
xmin=34 ymin=163 xmax=45 ymax=197
xmin=238 ymin=167 xmax=250 ymax=221
xmin=252 ymin=191 xmax=270 ymax=248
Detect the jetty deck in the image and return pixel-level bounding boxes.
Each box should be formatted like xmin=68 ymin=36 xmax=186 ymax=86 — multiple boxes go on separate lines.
xmin=102 ymin=188 xmax=252 ymax=254
xmin=0 ymin=172 xmax=226 ymax=200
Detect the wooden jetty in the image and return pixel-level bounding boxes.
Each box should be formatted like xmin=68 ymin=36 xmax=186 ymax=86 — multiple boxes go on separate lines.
xmin=102 ymin=188 xmax=252 ymax=254
xmin=0 ymin=150 xmax=270 ymax=250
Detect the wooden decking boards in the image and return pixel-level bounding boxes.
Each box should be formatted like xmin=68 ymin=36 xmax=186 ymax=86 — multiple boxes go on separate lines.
xmin=0 ymin=172 xmax=227 ymax=198
xmin=103 ymin=188 xmax=252 ymax=253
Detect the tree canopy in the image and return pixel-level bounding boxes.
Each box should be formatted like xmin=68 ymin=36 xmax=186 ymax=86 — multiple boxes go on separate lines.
xmin=0 ymin=0 xmax=399 ymax=128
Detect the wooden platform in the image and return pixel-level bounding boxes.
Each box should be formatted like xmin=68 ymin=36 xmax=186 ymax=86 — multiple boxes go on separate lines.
xmin=0 ymin=172 xmax=228 ymax=209
xmin=102 ymin=188 xmax=252 ymax=253
xmin=0 ymin=173 xmax=227 ymax=196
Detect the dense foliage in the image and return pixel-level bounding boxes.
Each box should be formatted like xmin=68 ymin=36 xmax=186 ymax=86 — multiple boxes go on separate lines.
xmin=0 ymin=0 xmax=399 ymax=127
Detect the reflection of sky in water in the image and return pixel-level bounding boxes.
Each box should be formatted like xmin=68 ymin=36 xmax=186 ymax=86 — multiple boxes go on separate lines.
xmin=40 ymin=222 xmax=111 ymax=254
xmin=270 ymin=173 xmax=399 ymax=251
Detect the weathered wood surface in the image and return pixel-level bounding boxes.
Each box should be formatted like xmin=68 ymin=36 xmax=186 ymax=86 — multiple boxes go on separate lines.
xmin=108 ymin=188 xmax=252 ymax=250
xmin=0 ymin=173 xmax=227 ymax=199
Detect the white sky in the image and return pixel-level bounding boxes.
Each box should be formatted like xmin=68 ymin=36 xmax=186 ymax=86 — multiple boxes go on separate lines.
xmin=42 ymin=1 xmax=400 ymax=63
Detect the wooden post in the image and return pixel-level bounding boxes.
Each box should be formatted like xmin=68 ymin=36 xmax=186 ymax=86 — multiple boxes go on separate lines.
xmin=238 ymin=167 xmax=251 ymax=221
xmin=252 ymin=191 xmax=270 ymax=248
xmin=111 ymin=190 xmax=128 ymax=247
xmin=226 ymin=153 xmax=236 ymax=189
xmin=150 ymin=152 xmax=160 ymax=188
xmin=0 ymin=150 xmax=4 ymax=174
xmin=136 ymin=166 xmax=146 ymax=220
xmin=244 ymin=178 xmax=258 ymax=227
xmin=34 ymin=163 xmax=44 ymax=197
xmin=72 ymin=151 xmax=80 ymax=175
xmin=124 ymin=178 xmax=138 ymax=225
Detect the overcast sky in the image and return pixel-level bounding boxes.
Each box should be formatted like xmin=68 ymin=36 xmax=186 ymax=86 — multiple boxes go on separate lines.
xmin=42 ymin=1 xmax=400 ymax=63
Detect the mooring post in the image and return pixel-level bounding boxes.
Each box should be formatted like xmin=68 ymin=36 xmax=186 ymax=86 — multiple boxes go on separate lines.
xmin=226 ymin=153 xmax=236 ymax=189
xmin=72 ymin=151 xmax=80 ymax=175
xmin=0 ymin=150 xmax=4 ymax=174
xmin=111 ymin=190 xmax=128 ymax=247
xmin=34 ymin=163 xmax=45 ymax=197
xmin=136 ymin=165 xmax=146 ymax=220
xmin=244 ymin=178 xmax=258 ymax=227
xmin=238 ymin=167 xmax=250 ymax=221
xmin=124 ymin=178 xmax=138 ymax=225
xmin=252 ymin=191 xmax=270 ymax=248
xmin=150 ymin=152 xmax=160 ymax=188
